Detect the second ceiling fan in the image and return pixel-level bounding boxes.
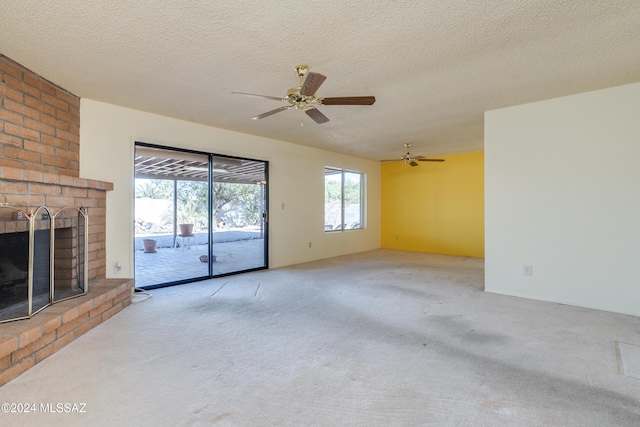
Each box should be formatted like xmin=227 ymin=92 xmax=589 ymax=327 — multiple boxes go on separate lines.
xmin=382 ymin=143 xmax=445 ymax=167
xmin=232 ymin=65 xmax=375 ymax=125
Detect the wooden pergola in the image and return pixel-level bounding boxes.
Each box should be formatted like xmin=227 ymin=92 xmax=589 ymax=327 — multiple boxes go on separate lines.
xmin=133 ymin=145 xmax=267 ymax=243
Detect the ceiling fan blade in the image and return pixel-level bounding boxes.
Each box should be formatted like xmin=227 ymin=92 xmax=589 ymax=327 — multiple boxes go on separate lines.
xmin=300 ymin=72 xmax=327 ymax=96
xmin=418 ymin=158 xmax=445 ymax=162
xmin=305 ymin=108 xmax=330 ymax=124
xmin=380 ymin=159 xmax=402 ymax=162
xmin=232 ymin=92 xmax=285 ymax=102
xmin=409 ymin=161 xmax=419 ymax=167
xmin=252 ymin=106 xmax=291 ymax=120
xmin=320 ymin=96 xmax=376 ymax=105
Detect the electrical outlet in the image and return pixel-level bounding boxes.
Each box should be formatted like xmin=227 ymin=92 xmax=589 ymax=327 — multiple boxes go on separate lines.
xmin=523 ymin=265 xmax=533 ymax=276
xmin=114 ymin=262 xmax=122 ymax=275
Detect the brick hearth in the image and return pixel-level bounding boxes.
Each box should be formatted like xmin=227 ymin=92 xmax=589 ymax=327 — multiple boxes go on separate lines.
xmin=0 ymin=278 xmax=133 ymax=387
xmin=0 ymin=165 xmax=133 ymax=385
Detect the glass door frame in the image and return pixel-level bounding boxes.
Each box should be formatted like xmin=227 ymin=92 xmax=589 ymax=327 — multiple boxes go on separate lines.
xmin=134 ymin=142 xmax=269 ymax=289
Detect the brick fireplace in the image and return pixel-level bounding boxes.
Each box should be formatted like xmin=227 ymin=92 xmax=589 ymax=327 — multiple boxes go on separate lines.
xmin=0 ymin=55 xmax=133 ymax=386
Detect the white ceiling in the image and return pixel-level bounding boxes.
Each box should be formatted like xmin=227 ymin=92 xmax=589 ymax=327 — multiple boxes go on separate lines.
xmin=2 ymin=1 xmax=640 ymax=161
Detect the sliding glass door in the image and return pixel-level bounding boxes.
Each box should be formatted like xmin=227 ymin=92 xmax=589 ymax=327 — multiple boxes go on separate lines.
xmin=134 ymin=143 xmax=268 ymax=289
xmin=210 ymin=157 xmax=267 ymax=275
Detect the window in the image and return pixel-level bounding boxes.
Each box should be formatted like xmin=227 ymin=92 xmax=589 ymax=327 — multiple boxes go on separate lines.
xmin=324 ymin=168 xmax=364 ymax=231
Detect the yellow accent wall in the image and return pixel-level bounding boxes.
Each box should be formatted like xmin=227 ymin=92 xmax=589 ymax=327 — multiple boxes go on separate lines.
xmin=381 ymin=151 xmax=484 ymax=257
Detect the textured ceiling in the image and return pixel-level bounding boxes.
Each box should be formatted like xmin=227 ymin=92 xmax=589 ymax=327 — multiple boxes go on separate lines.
xmin=1 ymin=1 xmax=639 ymax=161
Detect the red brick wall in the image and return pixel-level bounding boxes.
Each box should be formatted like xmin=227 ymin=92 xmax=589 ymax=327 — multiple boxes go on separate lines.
xmin=0 ymin=54 xmax=112 ymax=280
xmin=0 ymin=54 xmax=80 ymax=177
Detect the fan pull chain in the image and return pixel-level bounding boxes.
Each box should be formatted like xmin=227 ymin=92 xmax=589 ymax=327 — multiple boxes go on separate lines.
xmin=301 ymin=111 xmax=304 ymax=127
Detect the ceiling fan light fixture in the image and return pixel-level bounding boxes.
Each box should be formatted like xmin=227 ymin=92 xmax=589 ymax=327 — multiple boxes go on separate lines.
xmin=295 ymin=64 xmax=309 ymax=78
xmin=233 ymin=65 xmax=375 ymax=125
xmin=381 ymin=143 xmax=445 ymax=166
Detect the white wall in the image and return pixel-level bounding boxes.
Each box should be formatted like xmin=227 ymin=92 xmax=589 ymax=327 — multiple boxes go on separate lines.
xmin=79 ymin=99 xmax=380 ymax=278
xmin=485 ymin=82 xmax=640 ymax=316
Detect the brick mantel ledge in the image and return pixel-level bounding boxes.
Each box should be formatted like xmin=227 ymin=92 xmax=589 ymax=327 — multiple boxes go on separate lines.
xmin=0 ymin=165 xmax=113 ymax=191
xmin=0 ymin=165 xmax=114 ymax=280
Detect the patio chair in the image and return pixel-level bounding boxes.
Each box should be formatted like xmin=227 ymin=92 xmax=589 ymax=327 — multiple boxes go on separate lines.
xmin=175 ymin=233 xmax=198 ymax=251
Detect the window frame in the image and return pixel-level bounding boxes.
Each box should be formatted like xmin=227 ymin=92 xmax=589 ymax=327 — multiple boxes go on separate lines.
xmin=324 ymin=167 xmax=364 ymax=232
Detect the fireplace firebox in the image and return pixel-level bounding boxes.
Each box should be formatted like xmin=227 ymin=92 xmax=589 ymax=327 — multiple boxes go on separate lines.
xmin=0 ymin=204 xmax=88 ymax=323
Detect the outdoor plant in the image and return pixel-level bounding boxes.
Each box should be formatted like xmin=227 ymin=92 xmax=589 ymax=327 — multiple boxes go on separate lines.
xmin=135 ymin=178 xmax=263 ymax=231
xmin=176 ymin=184 xmax=206 ymax=226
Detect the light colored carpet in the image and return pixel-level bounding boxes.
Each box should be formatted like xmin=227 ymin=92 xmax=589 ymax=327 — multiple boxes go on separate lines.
xmin=1 ymin=249 xmax=639 ymax=426
xmin=618 ymin=342 xmax=640 ymax=380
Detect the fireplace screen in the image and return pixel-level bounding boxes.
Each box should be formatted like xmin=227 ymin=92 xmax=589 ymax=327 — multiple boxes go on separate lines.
xmin=53 ymin=207 xmax=87 ymax=302
xmin=0 ymin=205 xmax=88 ymax=323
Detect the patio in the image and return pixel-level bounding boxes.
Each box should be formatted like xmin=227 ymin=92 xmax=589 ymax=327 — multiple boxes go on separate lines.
xmin=134 ymin=230 xmax=265 ymax=288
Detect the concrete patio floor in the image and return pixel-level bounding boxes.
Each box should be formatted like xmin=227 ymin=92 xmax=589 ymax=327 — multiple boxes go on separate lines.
xmin=134 ymin=231 xmax=266 ymax=288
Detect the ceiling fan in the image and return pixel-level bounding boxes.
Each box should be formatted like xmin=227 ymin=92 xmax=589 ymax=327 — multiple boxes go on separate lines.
xmin=232 ymin=65 xmax=375 ymax=126
xmin=382 ymin=143 xmax=445 ymax=167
